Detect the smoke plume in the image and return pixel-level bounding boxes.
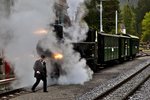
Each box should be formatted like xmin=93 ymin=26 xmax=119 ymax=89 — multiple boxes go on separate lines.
xmin=4 ymin=0 xmax=56 ymax=88
xmin=0 ymin=0 xmax=93 ymax=88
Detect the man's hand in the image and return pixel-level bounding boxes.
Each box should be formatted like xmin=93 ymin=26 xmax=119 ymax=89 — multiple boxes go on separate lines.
xmin=36 ymin=71 xmax=40 ymax=74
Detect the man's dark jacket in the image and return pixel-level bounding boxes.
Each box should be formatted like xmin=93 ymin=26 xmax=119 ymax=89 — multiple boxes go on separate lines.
xmin=33 ymin=59 xmax=47 ymax=78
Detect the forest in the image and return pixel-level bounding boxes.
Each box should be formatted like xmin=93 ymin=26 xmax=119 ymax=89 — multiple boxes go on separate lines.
xmin=84 ymin=0 xmax=150 ymax=42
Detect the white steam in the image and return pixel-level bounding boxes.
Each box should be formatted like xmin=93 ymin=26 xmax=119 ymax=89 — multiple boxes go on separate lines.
xmin=4 ymin=0 xmax=56 ymax=88
xmin=64 ymin=2 xmax=89 ymax=42
xmin=67 ymin=0 xmax=85 ymax=21
xmin=55 ymin=0 xmax=92 ymax=84
xmin=0 ymin=0 xmax=12 ymax=55
xmin=0 ymin=0 xmax=93 ymax=88
xmin=58 ymin=43 xmax=93 ymax=85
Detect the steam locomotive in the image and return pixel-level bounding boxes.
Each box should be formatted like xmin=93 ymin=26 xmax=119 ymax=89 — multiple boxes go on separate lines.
xmin=36 ymin=24 xmax=139 ymax=73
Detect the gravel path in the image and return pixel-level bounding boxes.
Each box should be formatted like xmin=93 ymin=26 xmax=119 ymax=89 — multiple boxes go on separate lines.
xmin=8 ymin=56 xmax=150 ymax=100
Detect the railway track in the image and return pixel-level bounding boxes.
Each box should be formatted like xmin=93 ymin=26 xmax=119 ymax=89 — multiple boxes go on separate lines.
xmin=77 ymin=59 xmax=150 ymax=100
xmin=128 ymin=76 xmax=150 ymax=100
xmin=96 ymin=64 xmax=150 ymax=100
xmin=0 ymin=79 xmax=49 ymax=100
xmin=0 ymin=78 xmax=15 ymax=93
xmin=0 ymin=78 xmax=25 ymax=100
xmin=0 ymin=88 xmax=24 ymax=100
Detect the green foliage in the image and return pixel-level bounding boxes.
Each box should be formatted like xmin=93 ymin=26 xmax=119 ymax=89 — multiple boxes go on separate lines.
xmin=84 ymin=0 xmax=100 ymax=31
xmin=141 ymin=12 xmax=150 ymax=42
xmin=84 ymin=0 xmax=120 ymax=33
xmin=135 ymin=0 xmax=150 ymax=34
xmin=103 ymin=0 xmax=120 ymax=33
xmin=121 ymin=4 xmax=136 ymax=35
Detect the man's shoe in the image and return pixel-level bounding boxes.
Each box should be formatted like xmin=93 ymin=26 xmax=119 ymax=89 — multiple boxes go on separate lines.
xmin=31 ymin=89 xmax=36 ymax=92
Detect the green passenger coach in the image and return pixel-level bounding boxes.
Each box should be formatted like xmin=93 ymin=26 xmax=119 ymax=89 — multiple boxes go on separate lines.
xmin=98 ymin=33 xmax=119 ymax=64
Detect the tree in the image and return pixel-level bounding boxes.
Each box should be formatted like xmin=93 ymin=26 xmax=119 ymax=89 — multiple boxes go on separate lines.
xmin=141 ymin=12 xmax=150 ymax=42
xmin=84 ymin=0 xmax=120 ymax=33
xmin=103 ymin=0 xmax=120 ymax=33
xmin=135 ymin=0 xmax=150 ymax=36
xmin=121 ymin=4 xmax=136 ymax=35
xmin=84 ymin=0 xmax=100 ymax=31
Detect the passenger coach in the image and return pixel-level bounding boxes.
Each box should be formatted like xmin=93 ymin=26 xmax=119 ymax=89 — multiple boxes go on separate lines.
xmin=73 ymin=29 xmax=139 ymax=71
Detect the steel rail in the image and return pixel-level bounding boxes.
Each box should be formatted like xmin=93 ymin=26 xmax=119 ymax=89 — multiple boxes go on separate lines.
xmin=97 ymin=64 xmax=150 ymax=100
xmin=77 ymin=60 xmax=150 ymax=100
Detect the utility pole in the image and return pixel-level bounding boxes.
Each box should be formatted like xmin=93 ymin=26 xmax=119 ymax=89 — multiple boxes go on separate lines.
xmin=115 ymin=10 xmax=118 ymax=34
xmin=100 ymin=0 xmax=103 ymax=33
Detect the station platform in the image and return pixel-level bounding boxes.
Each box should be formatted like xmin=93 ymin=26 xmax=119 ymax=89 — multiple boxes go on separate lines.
xmin=10 ymin=56 xmax=150 ymax=100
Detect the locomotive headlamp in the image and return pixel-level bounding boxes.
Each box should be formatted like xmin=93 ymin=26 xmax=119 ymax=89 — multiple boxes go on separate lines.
xmin=53 ymin=53 xmax=63 ymax=60
xmin=34 ymin=29 xmax=48 ymax=35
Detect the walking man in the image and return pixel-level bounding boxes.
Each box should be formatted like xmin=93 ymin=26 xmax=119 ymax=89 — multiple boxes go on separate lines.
xmin=31 ymin=55 xmax=48 ymax=92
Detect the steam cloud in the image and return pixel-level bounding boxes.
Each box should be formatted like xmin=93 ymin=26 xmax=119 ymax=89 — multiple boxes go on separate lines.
xmin=4 ymin=0 xmax=56 ymax=88
xmin=0 ymin=0 xmax=93 ymax=88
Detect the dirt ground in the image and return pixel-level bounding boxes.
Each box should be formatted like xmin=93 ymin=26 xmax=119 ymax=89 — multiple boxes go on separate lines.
xmin=9 ymin=56 xmax=150 ymax=100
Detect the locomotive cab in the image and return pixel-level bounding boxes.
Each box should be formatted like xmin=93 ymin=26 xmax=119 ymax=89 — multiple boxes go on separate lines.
xmin=73 ymin=29 xmax=98 ymax=72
